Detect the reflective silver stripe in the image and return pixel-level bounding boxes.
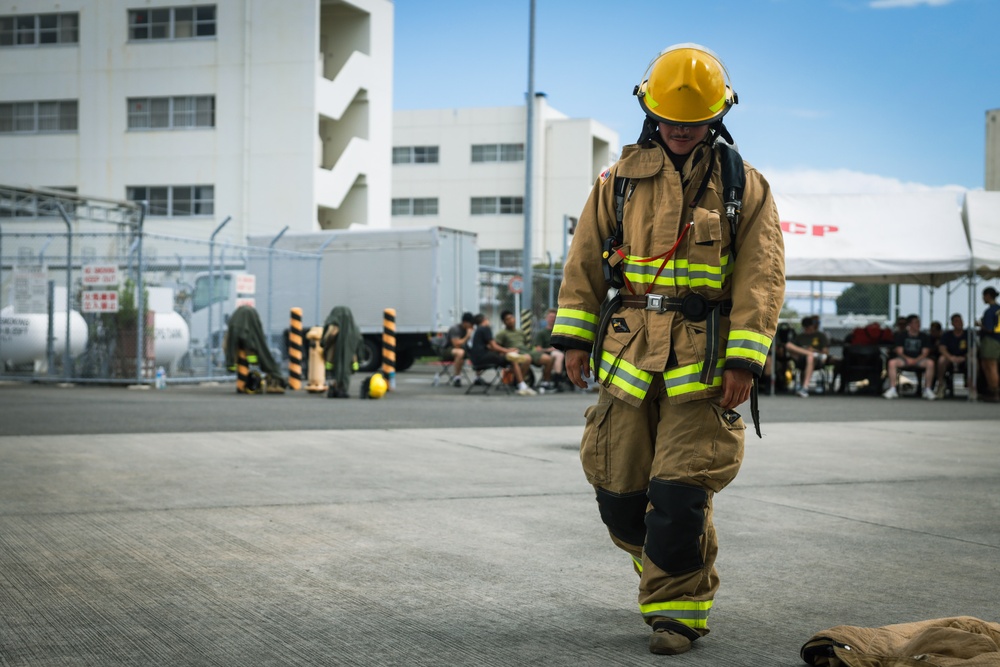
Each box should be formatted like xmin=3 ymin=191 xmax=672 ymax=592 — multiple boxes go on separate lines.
xmin=597 ymin=351 xmax=652 ymax=399
xmin=553 ymin=308 xmax=599 ymax=341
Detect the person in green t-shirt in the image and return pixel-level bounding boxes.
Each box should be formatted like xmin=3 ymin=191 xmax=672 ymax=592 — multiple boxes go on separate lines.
xmin=495 ymin=310 xmax=555 ymax=389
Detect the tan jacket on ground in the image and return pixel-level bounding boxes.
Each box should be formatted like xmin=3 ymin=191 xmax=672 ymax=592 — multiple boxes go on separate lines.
xmin=801 ymin=616 xmax=1000 ymax=666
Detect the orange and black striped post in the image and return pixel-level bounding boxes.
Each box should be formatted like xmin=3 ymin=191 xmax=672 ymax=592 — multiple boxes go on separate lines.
xmin=288 ymin=307 xmax=303 ymax=391
xmin=236 ymin=348 xmax=249 ymax=394
xmin=520 ymin=309 xmax=533 ymax=341
xmin=382 ymin=307 xmax=396 ymax=391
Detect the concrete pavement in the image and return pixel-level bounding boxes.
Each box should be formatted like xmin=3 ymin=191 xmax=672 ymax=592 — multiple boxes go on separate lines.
xmin=0 ymin=374 xmax=998 ymax=665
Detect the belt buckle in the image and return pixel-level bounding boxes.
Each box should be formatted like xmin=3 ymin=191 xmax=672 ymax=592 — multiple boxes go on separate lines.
xmin=646 ymin=294 xmax=664 ymax=312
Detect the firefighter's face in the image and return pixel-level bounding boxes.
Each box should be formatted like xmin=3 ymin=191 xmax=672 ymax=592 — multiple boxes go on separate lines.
xmin=658 ymin=122 xmax=710 ymax=155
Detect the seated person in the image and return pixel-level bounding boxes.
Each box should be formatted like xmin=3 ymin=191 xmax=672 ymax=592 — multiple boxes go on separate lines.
xmin=928 ymin=320 xmax=943 ymax=361
xmin=441 ymin=312 xmax=474 ymax=387
xmin=935 ymin=313 xmax=968 ymax=398
xmin=762 ymin=322 xmax=794 ymax=393
xmin=783 ymin=316 xmax=829 ymax=398
xmin=883 ymin=314 xmax=935 ymax=400
xmin=495 ymin=310 xmax=555 ymax=391
xmin=533 ymin=308 xmax=566 ymax=390
xmin=470 ymin=313 xmax=535 ymax=396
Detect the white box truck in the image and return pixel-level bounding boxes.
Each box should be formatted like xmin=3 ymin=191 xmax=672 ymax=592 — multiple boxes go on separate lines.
xmin=189 ymin=227 xmax=479 ymax=372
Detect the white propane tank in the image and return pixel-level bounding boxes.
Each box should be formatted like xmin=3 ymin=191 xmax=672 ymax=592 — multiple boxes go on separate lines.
xmin=0 ymin=305 xmax=88 ymax=366
xmin=153 ymin=310 xmax=189 ymax=369
xmin=147 ymin=287 xmax=190 ymax=371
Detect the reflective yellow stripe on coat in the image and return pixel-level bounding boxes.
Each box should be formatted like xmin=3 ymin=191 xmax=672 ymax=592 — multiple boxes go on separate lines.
xmin=663 ymin=360 xmax=725 ymax=397
xmin=622 ymin=255 xmax=731 ymax=290
xmin=640 ymin=600 xmax=713 ymax=629
xmin=553 ymin=307 xmax=599 ymax=343
xmin=726 ymin=329 xmax=772 ymax=366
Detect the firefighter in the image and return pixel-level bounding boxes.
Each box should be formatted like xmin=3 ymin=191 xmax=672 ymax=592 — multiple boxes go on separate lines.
xmin=551 ymin=44 xmax=785 ymax=655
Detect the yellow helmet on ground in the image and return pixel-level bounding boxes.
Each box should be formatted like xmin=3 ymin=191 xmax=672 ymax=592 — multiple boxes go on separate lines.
xmin=635 ymin=43 xmax=736 ymax=126
xmin=368 ymin=372 xmax=388 ymax=399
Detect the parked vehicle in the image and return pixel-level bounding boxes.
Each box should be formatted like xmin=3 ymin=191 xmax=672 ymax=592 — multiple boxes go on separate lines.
xmin=189 ymin=227 xmax=479 ymax=372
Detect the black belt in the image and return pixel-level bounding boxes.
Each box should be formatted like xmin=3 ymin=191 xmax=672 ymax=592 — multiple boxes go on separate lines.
xmin=619 ymin=293 xmax=731 ymax=321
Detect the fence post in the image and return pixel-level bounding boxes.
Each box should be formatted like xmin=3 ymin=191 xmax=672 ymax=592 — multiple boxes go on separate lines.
xmin=520 ymin=308 xmax=533 ymax=340
xmin=382 ymin=307 xmax=396 ymax=391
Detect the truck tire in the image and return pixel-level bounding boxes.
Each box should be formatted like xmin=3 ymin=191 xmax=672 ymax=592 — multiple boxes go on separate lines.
xmin=358 ymin=337 xmax=381 ymax=373
xmin=396 ymin=349 xmax=415 ymax=372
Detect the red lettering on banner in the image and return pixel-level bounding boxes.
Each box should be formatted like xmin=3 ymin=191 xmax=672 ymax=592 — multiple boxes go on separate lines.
xmin=780 ymin=221 xmax=839 ymax=237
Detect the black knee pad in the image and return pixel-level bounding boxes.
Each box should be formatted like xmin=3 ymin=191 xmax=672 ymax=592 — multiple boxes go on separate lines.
xmin=644 ymin=479 xmax=708 ymax=575
xmin=595 ymin=488 xmax=648 ymax=548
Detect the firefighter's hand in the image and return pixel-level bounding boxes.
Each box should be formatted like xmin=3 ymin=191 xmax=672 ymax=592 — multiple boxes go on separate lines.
xmin=720 ymin=368 xmax=753 ymax=409
xmin=565 ymin=349 xmax=592 ymax=389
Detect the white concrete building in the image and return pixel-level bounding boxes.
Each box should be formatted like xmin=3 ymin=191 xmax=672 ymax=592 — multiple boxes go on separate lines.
xmin=392 ymin=95 xmax=619 ymax=265
xmin=0 ymin=0 xmax=393 ymax=242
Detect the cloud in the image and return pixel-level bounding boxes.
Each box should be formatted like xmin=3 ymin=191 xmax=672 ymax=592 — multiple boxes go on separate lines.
xmin=869 ymin=0 xmax=957 ymax=8
xmin=762 ymin=167 xmax=967 ymax=194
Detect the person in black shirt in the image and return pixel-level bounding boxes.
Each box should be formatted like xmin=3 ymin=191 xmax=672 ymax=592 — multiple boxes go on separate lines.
xmin=883 ymin=314 xmax=935 ymax=400
xmin=935 ymin=313 xmax=968 ymax=398
xmin=470 ymin=313 xmax=535 ymax=395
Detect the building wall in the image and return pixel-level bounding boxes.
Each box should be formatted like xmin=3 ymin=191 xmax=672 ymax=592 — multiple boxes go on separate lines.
xmin=391 ymin=97 xmax=619 ymax=263
xmin=0 ymin=0 xmax=392 ymax=244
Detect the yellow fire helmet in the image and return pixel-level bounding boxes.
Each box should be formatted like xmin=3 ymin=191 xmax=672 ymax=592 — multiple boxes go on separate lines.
xmin=368 ymin=372 xmax=388 ymax=399
xmin=635 ymin=43 xmax=737 ymax=126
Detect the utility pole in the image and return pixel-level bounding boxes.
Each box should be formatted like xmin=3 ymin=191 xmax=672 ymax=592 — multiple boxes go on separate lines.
xmin=521 ymin=0 xmax=536 ymax=320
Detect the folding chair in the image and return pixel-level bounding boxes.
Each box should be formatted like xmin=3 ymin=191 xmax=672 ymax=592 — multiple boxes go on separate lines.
xmin=465 ymin=362 xmax=510 ymax=395
xmin=431 ymin=359 xmax=473 ymax=387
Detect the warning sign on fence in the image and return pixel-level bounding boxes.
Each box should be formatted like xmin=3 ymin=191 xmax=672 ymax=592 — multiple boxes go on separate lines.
xmin=82 ymin=265 xmax=119 ymax=286
xmin=82 ymin=290 xmax=119 ymax=313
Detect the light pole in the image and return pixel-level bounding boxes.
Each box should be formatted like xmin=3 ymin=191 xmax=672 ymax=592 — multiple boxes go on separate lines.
xmin=521 ymin=0 xmax=536 ymax=322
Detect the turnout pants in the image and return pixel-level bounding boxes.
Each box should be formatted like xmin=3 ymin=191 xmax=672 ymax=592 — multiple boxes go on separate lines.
xmin=580 ymin=377 xmax=745 ymax=635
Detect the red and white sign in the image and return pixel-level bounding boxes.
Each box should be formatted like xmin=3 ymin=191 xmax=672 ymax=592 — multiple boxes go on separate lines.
xmin=235 ymin=297 xmax=256 ymax=308
xmin=235 ymin=274 xmax=256 ymax=295
xmin=82 ymin=264 xmax=119 ymax=286
xmin=82 ymin=290 xmax=119 ymax=313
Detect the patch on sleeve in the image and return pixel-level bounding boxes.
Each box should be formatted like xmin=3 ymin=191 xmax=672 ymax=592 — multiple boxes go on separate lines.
xmin=599 ymin=167 xmax=612 ymax=183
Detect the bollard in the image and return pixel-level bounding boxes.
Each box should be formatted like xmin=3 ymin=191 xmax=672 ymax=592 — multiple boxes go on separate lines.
xmin=382 ymin=307 xmax=396 ymax=390
xmin=288 ymin=307 xmax=303 ymax=391
xmin=520 ymin=309 xmax=533 ymax=340
xmin=236 ymin=348 xmax=249 ymax=394
xmin=305 ymin=326 xmax=328 ymax=393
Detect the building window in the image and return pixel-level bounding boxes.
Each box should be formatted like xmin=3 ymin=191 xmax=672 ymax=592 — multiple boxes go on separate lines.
xmin=392 ymin=145 xmax=439 ymax=164
xmin=128 ymin=5 xmax=216 ymax=41
xmin=0 ymin=187 xmax=77 ymax=218
xmin=392 ymin=198 xmax=438 ymax=216
xmin=471 ymin=143 xmax=524 ymax=163
xmin=470 ymin=196 xmax=523 ymax=215
xmin=0 ymin=100 xmax=77 ymax=134
xmin=0 ymin=13 xmax=79 ymax=46
xmin=127 ymin=185 xmax=214 ymax=217
xmin=127 ymin=96 xmax=215 ymax=130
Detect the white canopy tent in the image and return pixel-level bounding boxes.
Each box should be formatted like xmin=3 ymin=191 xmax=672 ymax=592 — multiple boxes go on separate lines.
xmin=962 ymin=190 xmax=1000 ymax=279
xmin=775 ymin=192 xmax=970 ymax=286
